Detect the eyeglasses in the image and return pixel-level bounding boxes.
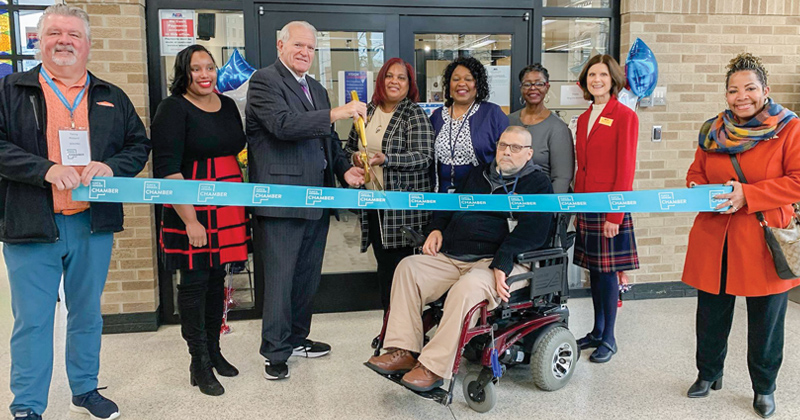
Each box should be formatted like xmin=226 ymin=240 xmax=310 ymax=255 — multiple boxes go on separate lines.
xmin=521 ymin=82 xmax=547 ymax=90
xmin=497 ymin=142 xmax=532 ymax=153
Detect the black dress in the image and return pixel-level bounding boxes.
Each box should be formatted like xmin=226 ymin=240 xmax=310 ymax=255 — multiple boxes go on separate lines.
xmin=151 ymin=93 xmax=249 ymax=271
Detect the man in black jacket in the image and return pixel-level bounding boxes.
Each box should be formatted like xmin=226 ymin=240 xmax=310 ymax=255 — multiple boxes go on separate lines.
xmin=245 ymin=20 xmax=366 ymax=381
xmin=367 ymin=126 xmax=553 ymax=392
xmin=0 ymin=5 xmax=150 ymax=420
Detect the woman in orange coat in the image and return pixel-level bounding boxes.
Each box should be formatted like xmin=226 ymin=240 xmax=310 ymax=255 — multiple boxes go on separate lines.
xmin=573 ymin=54 xmax=639 ymax=364
xmin=683 ymin=53 xmax=800 ymax=419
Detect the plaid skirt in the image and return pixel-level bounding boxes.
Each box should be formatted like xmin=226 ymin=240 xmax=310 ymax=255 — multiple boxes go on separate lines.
xmin=574 ymin=213 xmax=639 ymax=272
xmin=160 ymin=155 xmax=250 ymax=271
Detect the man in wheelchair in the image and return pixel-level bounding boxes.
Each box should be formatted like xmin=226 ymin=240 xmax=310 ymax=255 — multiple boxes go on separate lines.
xmin=366 ymin=126 xmax=554 ymax=392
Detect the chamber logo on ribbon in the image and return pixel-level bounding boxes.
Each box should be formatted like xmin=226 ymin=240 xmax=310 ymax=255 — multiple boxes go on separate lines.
xmin=409 ymin=193 xmax=436 ymax=208
xmin=508 ymin=195 xmax=536 ymax=210
xmin=252 ymin=186 xmax=282 ymax=204
xmin=197 ymin=183 xmax=228 ymax=202
xmin=708 ymin=189 xmax=727 ymax=209
xmin=558 ymin=195 xmax=586 ymax=211
xmin=306 ymin=188 xmax=334 ymax=205
xmin=143 ymin=181 xmax=172 ymax=201
xmin=458 ymin=195 xmax=486 ymax=209
xmin=88 ymin=179 xmax=118 ymax=199
xmin=358 ymin=191 xmax=385 ymax=207
xmin=608 ymin=193 xmax=637 ymax=211
xmin=658 ymin=192 xmax=686 ymax=210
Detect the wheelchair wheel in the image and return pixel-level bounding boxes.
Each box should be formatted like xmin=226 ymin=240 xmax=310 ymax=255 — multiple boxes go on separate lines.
xmin=531 ymin=326 xmax=577 ymax=391
xmin=462 ymin=372 xmax=497 ymax=413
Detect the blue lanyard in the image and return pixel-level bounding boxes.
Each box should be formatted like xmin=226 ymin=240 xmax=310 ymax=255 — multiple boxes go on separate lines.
xmin=447 ymin=101 xmax=475 ymax=188
xmin=498 ymin=170 xmax=520 ymax=195
xmin=40 ymin=67 xmax=90 ymax=128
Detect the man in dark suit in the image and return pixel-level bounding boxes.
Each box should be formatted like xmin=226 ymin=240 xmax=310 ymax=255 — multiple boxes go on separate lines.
xmin=245 ymin=20 xmax=366 ymax=380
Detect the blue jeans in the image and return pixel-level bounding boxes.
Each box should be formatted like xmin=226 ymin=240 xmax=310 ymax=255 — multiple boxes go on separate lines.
xmin=3 ymin=212 xmax=113 ymax=415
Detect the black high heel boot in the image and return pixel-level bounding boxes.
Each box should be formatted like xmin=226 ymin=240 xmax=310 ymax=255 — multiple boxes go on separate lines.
xmin=753 ymin=393 xmax=775 ymax=418
xmin=205 ymin=268 xmax=239 ymax=377
xmin=190 ymin=354 xmax=225 ymax=396
xmin=179 ymin=273 xmax=226 ymax=396
xmin=687 ymin=377 xmax=723 ymax=398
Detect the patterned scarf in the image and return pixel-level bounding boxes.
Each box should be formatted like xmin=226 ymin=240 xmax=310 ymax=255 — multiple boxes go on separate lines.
xmin=698 ymin=98 xmax=798 ymax=154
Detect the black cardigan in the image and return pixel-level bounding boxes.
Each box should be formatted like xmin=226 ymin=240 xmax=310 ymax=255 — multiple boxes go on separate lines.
xmin=426 ymin=163 xmax=554 ymax=274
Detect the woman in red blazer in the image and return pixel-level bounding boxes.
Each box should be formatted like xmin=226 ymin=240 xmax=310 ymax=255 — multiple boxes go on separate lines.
xmin=573 ymin=54 xmax=639 ymax=364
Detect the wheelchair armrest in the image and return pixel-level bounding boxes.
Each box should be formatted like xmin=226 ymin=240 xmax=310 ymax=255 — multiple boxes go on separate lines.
xmin=516 ymin=248 xmax=567 ymax=263
xmin=400 ymin=226 xmax=426 ymax=248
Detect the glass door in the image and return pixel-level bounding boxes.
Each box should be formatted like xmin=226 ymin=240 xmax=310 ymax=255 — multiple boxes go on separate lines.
xmin=399 ymin=14 xmax=529 ymax=115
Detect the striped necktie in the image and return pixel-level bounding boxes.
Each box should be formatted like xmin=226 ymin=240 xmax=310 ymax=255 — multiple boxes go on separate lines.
xmin=298 ymin=77 xmax=313 ymax=106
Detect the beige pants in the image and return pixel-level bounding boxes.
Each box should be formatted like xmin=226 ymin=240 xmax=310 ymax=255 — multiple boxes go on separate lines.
xmin=383 ymin=253 xmax=528 ymax=379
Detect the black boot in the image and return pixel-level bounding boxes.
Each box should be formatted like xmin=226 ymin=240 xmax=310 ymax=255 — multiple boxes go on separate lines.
xmin=178 ymin=271 xmax=225 ymax=396
xmin=206 ymin=268 xmax=239 ymax=377
xmin=190 ymin=353 xmax=224 ymax=396
xmin=753 ymin=393 xmax=775 ymax=418
xmin=687 ymin=377 xmax=723 ymax=398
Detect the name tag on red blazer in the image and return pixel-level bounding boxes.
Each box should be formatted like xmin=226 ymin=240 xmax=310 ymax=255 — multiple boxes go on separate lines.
xmin=599 ymin=117 xmax=613 ymax=126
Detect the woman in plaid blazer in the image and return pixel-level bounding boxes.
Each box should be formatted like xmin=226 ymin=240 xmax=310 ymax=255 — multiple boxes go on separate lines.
xmin=345 ymin=58 xmax=435 ymax=327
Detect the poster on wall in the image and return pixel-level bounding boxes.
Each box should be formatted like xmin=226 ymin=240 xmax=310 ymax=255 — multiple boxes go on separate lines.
xmin=160 ymin=10 xmax=195 ymax=56
xmin=418 ymin=103 xmax=444 ymax=117
xmin=337 ymin=71 xmax=373 ymax=106
xmin=485 ymin=65 xmax=510 ymax=107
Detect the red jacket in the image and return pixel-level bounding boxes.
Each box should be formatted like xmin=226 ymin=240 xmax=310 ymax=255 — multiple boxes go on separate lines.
xmin=574 ymin=95 xmax=639 ymax=224
xmin=683 ymin=117 xmax=800 ymax=296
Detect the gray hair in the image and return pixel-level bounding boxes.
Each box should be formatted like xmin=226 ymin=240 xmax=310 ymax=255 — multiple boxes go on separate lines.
xmin=35 ymin=4 xmax=92 ymax=60
xmin=278 ymin=21 xmax=317 ymax=45
xmin=503 ymin=125 xmax=533 ymax=146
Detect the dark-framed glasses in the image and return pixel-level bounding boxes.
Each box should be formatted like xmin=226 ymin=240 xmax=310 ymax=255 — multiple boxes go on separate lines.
xmin=521 ymin=82 xmax=547 ymax=90
xmin=497 ymin=142 xmax=532 ymax=153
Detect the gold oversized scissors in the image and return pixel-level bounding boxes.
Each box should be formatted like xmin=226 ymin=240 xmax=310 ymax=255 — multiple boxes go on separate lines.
xmin=350 ymin=90 xmax=370 ymax=184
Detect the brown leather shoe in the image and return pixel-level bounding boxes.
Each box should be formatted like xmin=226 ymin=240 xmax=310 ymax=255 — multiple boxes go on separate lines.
xmin=366 ymin=348 xmax=416 ymax=375
xmin=401 ymin=362 xmax=443 ymax=392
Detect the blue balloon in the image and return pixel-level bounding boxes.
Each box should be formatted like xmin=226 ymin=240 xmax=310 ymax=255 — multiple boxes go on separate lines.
xmin=216 ymin=49 xmax=256 ymax=93
xmin=626 ymin=38 xmax=658 ymax=98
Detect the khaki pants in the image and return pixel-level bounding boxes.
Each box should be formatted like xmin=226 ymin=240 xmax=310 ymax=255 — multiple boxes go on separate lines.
xmin=383 ymin=253 xmax=528 ymax=379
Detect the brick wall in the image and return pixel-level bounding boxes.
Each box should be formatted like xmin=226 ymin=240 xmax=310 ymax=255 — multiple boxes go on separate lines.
xmin=73 ymin=0 xmax=157 ymax=315
xmin=620 ymin=0 xmax=800 ymax=283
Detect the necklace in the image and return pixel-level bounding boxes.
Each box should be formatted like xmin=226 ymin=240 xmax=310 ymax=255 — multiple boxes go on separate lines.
xmin=371 ymin=103 xmax=399 ymax=133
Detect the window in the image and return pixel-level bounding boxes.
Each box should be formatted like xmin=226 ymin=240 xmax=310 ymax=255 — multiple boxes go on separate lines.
xmin=0 ymin=0 xmax=56 ymax=78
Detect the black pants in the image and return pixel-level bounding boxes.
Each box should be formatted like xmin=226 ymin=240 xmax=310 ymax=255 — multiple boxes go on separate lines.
xmin=178 ymin=267 xmax=227 ymax=358
xmin=253 ymin=213 xmax=330 ymax=363
xmin=696 ymin=243 xmax=789 ymax=394
xmin=366 ymin=211 xmax=414 ymax=312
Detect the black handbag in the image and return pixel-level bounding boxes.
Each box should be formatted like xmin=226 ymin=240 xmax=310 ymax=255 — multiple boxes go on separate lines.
xmin=730 ymin=154 xmax=800 ymax=279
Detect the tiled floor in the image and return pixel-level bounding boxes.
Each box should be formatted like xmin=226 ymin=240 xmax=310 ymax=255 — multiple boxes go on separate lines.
xmin=1 ymin=256 xmax=800 ymax=419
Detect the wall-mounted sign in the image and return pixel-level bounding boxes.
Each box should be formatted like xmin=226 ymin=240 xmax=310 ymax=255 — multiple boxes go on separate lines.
xmin=485 ymin=65 xmax=510 ymax=107
xmin=160 ymin=10 xmax=195 ymax=56
xmin=337 ymin=70 xmax=373 ymax=106
xmin=561 ymin=84 xmax=591 ymax=106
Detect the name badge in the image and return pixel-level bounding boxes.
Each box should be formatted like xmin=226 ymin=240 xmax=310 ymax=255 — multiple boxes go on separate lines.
xmin=599 ymin=117 xmax=614 ymax=127
xmin=59 ymin=128 xmax=90 ymax=166
xmin=507 ymin=218 xmax=518 ymax=233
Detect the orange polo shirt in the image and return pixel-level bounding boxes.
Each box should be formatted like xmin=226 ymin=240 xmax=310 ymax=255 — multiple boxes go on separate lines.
xmin=40 ymin=68 xmax=90 ymax=214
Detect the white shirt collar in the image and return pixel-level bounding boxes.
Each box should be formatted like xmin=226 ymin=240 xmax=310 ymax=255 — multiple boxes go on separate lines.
xmin=279 ymin=58 xmax=306 ymax=82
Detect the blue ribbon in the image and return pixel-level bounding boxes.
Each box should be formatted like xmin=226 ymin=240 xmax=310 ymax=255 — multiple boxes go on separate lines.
xmin=40 ymin=67 xmax=90 ymax=124
xmin=73 ymin=177 xmax=732 ymax=213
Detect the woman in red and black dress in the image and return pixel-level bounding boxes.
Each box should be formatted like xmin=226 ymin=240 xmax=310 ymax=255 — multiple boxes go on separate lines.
xmin=151 ymin=45 xmax=249 ymax=396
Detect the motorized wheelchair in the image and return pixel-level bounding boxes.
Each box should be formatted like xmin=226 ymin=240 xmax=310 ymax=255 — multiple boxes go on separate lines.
xmin=366 ymin=213 xmax=578 ymax=413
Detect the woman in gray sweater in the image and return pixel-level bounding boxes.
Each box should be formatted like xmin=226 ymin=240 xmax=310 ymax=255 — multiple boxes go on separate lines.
xmin=508 ymin=64 xmax=575 ymax=193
